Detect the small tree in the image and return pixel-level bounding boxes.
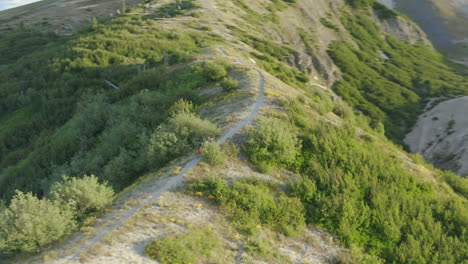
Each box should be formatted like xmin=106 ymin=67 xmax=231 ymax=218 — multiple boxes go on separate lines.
xmin=0 ymin=191 xmax=75 ymax=254
xmin=50 ymin=175 xmax=114 ymax=216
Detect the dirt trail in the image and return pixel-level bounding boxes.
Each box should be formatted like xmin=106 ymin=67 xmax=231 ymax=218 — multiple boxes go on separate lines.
xmin=49 ymin=54 xmax=266 ymax=264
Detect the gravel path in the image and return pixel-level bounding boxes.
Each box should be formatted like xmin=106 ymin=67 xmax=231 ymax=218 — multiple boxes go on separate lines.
xmin=52 ymin=57 xmax=266 ymax=264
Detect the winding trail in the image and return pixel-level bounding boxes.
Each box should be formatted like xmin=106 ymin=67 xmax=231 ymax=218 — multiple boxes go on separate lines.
xmin=54 ymin=56 xmax=265 ymax=263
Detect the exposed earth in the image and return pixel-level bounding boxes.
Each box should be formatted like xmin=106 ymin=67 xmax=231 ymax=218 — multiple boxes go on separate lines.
xmin=405 ymin=96 xmax=468 ymax=177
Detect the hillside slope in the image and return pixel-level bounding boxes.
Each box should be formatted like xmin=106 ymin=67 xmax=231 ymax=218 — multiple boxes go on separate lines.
xmin=0 ymin=0 xmax=467 ymax=263
xmin=377 ymin=0 xmax=468 ymax=65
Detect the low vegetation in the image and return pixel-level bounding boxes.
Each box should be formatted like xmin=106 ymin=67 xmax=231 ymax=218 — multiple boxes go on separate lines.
xmin=220 ymin=76 xmax=239 ymax=91
xmin=244 ymin=117 xmax=301 ymax=172
xmin=49 ymin=175 xmax=114 ymax=217
xmin=328 ymin=2 xmax=468 ymax=141
xmin=0 ymin=11 xmax=227 ymax=200
xmin=241 ymin=97 xmax=467 ymax=263
xmin=0 ymin=176 xmax=113 ymax=256
xmin=201 ymin=141 xmax=227 ymax=166
xmin=145 ymin=227 xmax=223 ymax=264
xmin=188 ymin=177 xmax=305 ymax=259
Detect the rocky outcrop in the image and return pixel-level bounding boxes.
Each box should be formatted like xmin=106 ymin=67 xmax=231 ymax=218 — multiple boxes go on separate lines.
xmin=405 ymin=96 xmax=468 ymax=177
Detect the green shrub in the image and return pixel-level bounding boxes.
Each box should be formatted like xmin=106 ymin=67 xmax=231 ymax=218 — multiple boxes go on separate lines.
xmin=320 ymin=18 xmax=340 ymax=32
xmin=222 ymin=141 xmax=240 ymax=158
xmin=201 ymin=141 xmax=226 ymax=166
xmin=220 ymin=77 xmax=239 ymax=91
xmin=148 ymin=112 xmax=220 ymax=165
xmin=167 ymin=112 xmax=221 ymax=144
xmin=145 ymin=227 xmax=222 ymax=263
xmin=50 ymin=175 xmax=114 ymax=217
xmin=440 ymin=170 xmax=468 ymax=197
xmin=332 ymin=102 xmax=353 ymax=119
xmin=245 ymin=117 xmax=301 ymax=172
xmin=168 ymin=98 xmax=196 ymax=117
xmin=203 ymin=61 xmax=228 ymax=81
xmin=292 ymin=122 xmax=468 ymax=263
xmin=188 ymin=177 xmax=306 ymax=236
xmin=0 ymin=191 xmax=75 ymax=254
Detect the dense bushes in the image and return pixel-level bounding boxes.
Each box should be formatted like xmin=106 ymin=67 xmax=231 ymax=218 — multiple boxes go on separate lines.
xmin=292 ymin=123 xmax=467 ymax=263
xmin=0 ymin=10 xmax=223 ymax=199
xmin=148 ymin=111 xmax=221 ymax=166
xmin=201 ymin=60 xmax=229 ymax=81
xmin=220 ymin=77 xmax=239 ymax=91
xmin=244 ymin=117 xmax=301 ymax=172
xmin=0 ymin=191 xmax=75 ymax=254
xmin=201 ymin=142 xmax=227 ymax=166
xmin=50 ymin=175 xmax=114 ymax=216
xmin=328 ymin=11 xmax=468 ymax=141
xmin=188 ymin=177 xmax=305 ymax=237
xmin=235 ymin=97 xmax=468 ymax=263
xmin=0 ymin=176 xmax=114 ymax=256
xmin=145 ymin=228 xmax=222 ymax=263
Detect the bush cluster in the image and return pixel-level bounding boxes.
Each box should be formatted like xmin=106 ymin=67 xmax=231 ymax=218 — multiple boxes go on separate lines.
xmin=148 ymin=111 xmax=221 ymax=166
xmin=188 ymin=177 xmax=305 ymax=237
xmin=220 ymin=77 xmax=239 ymax=91
xmin=201 ymin=141 xmax=227 ymax=166
xmin=0 ymin=175 xmax=113 ymax=255
xmin=0 ymin=12 xmax=221 ymax=199
xmin=244 ymin=117 xmax=301 ymax=172
xmin=145 ymin=227 xmax=222 ymax=263
xmin=328 ymin=11 xmax=468 ymax=141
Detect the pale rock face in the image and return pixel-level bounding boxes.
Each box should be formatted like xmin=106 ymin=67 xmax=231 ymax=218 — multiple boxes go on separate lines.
xmin=405 ymin=96 xmax=468 ymax=176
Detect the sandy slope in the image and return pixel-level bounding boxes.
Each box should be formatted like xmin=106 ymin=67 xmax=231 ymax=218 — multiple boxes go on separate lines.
xmin=405 ymin=96 xmax=468 ymax=176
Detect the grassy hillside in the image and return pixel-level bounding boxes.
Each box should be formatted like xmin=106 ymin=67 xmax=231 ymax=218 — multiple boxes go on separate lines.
xmin=0 ymin=3 xmax=224 ymax=199
xmin=0 ymin=0 xmax=467 ymax=262
xmin=327 ymin=2 xmax=468 ymax=142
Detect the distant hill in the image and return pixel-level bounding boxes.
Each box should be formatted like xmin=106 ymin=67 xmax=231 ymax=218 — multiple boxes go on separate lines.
xmin=378 ymin=0 xmax=468 ymax=65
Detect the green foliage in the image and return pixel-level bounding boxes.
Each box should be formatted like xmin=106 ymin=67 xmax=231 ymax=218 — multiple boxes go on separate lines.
xmin=320 ymin=18 xmax=340 ymax=32
xmin=226 ymin=27 xmax=309 ymax=87
xmin=0 ymin=29 xmax=57 ymax=65
xmin=245 ymin=117 xmax=301 ymax=172
xmin=153 ymin=0 xmax=199 ymax=18
xmin=168 ymin=99 xmax=196 ymax=117
xmin=288 ymin=121 xmax=468 ymax=263
xmin=346 ymin=0 xmax=374 ymax=8
xmin=0 ymin=191 xmax=75 ymax=254
xmin=328 ymin=11 xmax=468 ymax=141
xmin=148 ymin=112 xmax=221 ymax=166
xmin=0 ymin=13 xmax=221 ymax=199
xmin=188 ymin=177 xmax=305 ymax=237
xmin=50 ymin=175 xmax=114 ymax=216
xmin=220 ymin=77 xmax=239 ymax=92
xmin=145 ymin=227 xmax=222 ymax=263
xmin=440 ymin=170 xmax=468 ymax=197
xmin=201 ymin=60 xmax=229 ymax=81
xmin=221 ymin=141 xmax=240 ymax=158
xmin=201 ymin=142 xmax=227 ymax=166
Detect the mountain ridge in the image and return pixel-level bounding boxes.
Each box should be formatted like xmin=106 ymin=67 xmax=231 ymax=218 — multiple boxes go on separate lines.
xmin=0 ymin=0 xmax=467 ymax=263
